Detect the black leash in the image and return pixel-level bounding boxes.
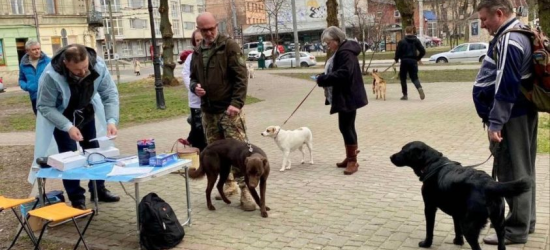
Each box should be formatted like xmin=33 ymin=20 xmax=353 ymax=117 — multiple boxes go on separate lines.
xmin=465 ymin=153 xmax=493 ymax=168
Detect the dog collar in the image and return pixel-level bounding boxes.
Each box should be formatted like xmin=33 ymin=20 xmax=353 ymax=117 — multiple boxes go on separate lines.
xmin=419 ymin=162 xmax=454 ymax=182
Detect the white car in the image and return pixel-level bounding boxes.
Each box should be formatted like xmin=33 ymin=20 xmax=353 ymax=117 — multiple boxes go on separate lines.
xmin=429 ymin=42 xmax=489 ymax=63
xmin=266 ymin=52 xmax=317 ymax=68
xmin=248 ymin=46 xmax=278 ymax=61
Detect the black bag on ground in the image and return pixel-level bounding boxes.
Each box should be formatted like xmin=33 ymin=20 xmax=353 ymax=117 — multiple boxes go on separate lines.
xmin=139 ymin=192 xmax=184 ymax=250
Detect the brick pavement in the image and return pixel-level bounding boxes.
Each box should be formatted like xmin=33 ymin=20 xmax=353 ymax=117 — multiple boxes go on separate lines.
xmin=4 ymin=69 xmax=550 ymax=250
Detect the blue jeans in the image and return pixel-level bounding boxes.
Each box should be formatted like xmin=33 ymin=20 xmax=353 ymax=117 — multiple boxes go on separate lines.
xmin=53 ymin=119 xmax=104 ymax=203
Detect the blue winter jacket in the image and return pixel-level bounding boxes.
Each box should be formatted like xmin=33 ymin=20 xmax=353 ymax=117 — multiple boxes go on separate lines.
xmin=472 ymin=18 xmax=534 ymax=132
xmin=19 ymin=52 xmax=51 ymax=100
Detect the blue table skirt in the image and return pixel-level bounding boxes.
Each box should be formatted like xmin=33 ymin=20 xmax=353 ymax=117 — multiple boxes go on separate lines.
xmin=36 ymin=159 xmax=190 ymax=183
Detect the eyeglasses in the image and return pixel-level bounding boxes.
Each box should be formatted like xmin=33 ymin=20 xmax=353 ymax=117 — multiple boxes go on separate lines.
xmin=199 ymin=25 xmax=217 ymax=33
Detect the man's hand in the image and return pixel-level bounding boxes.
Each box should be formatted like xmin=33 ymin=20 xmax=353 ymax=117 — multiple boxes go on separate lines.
xmin=226 ymin=105 xmax=240 ymax=117
xmin=107 ymin=123 xmax=118 ymax=138
xmin=68 ymin=126 xmax=83 ymax=142
xmin=488 ymin=130 xmax=503 ymax=143
xmin=195 ymin=83 xmax=206 ymax=97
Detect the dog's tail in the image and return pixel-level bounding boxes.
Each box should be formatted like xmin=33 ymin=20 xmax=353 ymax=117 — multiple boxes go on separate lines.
xmin=486 ymin=177 xmax=532 ymax=198
xmin=188 ymin=163 xmax=205 ymax=179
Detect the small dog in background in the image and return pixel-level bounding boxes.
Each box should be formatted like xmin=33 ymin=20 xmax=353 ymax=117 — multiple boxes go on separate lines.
xmin=247 ymin=63 xmax=255 ymax=79
xmin=372 ymin=69 xmax=387 ymax=101
xmin=261 ymin=126 xmax=313 ymax=172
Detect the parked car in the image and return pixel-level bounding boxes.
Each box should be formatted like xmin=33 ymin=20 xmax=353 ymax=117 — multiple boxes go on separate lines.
xmin=248 ymin=46 xmax=279 ymax=61
xmin=243 ymin=41 xmax=273 ymax=56
xmin=429 ymin=42 xmax=489 ymax=63
xmin=0 ymin=77 xmax=5 ymax=93
xmin=265 ymin=52 xmax=317 ymax=68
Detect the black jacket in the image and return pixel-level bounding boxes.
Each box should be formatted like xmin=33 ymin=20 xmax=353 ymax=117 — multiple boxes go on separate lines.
xmin=317 ymin=40 xmax=368 ymax=114
xmin=394 ymin=35 xmax=426 ymax=62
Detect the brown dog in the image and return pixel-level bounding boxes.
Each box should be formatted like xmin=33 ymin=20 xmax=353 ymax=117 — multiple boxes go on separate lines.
xmin=188 ymin=138 xmax=271 ymax=217
xmin=372 ymin=69 xmax=387 ymax=101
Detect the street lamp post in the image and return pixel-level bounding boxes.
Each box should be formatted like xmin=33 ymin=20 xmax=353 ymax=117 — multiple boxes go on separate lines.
xmin=148 ymin=0 xmax=166 ymax=109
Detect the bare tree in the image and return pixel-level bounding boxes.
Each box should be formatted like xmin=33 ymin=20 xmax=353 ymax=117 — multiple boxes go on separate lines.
xmin=356 ymin=0 xmax=393 ymax=74
xmin=265 ymin=0 xmax=290 ymax=67
xmin=394 ymin=0 xmax=415 ymax=31
xmin=326 ymin=0 xmax=339 ymax=58
xmin=159 ymin=0 xmax=179 ymax=86
xmin=539 ymin=0 xmax=549 ymax=35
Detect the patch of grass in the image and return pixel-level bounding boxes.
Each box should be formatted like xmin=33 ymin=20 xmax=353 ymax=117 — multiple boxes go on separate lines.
xmin=538 ymin=114 xmax=550 ymax=154
xmin=0 ymin=78 xmax=262 ymax=132
xmin=315 ymin=47 xmax=451 ymax=62
xmin=275 ymin=69 xmax=481 ymax=84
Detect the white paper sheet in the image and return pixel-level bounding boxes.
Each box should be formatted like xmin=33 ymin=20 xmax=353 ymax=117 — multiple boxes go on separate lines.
xmin=107 ymin=166 xmax=154 ymax=176
xmin=89 ymin=135 xmax=117 ymax=142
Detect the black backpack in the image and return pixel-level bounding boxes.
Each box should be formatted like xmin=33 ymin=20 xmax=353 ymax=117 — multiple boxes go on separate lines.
xmin=139 ymin=193 xmax=185 ymax=250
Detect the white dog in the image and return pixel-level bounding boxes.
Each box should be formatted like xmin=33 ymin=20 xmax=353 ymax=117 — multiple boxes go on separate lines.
xmin=247 ymin=63 xmax=255 ymax=79
xmin=261 ymin=126 xmax=313 ymax=172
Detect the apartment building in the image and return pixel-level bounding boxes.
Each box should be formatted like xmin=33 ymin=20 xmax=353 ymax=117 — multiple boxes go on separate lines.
xmin=0 ymin=0 xmax=97 ymax=79
xmin=205 ymin=0 xmax=266 ymax=43
xmin=94 ymin=0 xmax=201 ymax=61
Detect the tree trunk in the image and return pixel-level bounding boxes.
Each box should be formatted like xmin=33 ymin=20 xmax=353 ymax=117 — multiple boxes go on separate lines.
xmin=539 ymin=0 xmax=550 ymax=35
xmin=159 ymin=0 xmax=179 ymax=86
xmin=394 ymin=0 xmax=416 ymax=32
xmin=326 ymin=0 xmax=339 ymax=59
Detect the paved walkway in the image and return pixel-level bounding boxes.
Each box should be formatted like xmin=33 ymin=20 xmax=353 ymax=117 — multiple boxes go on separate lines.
xmin=3 ymin=69 xmax=549 ymax=250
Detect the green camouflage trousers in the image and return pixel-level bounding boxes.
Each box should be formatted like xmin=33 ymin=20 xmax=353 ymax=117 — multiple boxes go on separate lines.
xmin=202 ymin=111 xmax=247 ymax=180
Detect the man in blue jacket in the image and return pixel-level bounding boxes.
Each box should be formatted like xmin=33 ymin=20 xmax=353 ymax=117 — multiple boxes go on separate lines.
xmin=35 ymin=44 xmax=120 ymax=209
xmin=19 ymin=40 xmax=51 ymax=115
xmin=474 ymin=0 xmax=537 ymax=245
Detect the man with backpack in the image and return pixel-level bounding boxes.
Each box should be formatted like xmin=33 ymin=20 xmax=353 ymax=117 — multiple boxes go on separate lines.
xmin=394 ymin=26 xmax=426 ymax=101
xmin=473 ymin=0 xmax=538 ymax=245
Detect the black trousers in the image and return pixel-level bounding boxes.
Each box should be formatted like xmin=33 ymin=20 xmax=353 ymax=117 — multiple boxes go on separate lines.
xmin=187 ymin=108 xmax=207 ymax=151
xmin=338 ymin=110 xmax=357 ymax=145
xmin=53 ymin=119 xmax=104 ymax=203
xmin=399 ymin=59 xmax=422 ymax=96
xmin=31 ymin=98 xmax=37 ymax=116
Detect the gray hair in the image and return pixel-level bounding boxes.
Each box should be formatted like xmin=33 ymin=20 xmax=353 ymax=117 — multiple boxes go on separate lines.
xmin=476 ymin=0 xmax=514 ymax=15
xmin=25 ymin=40 xmax=40 ymax=50
xmin=321 ymin=26 xmax=346 ymax=45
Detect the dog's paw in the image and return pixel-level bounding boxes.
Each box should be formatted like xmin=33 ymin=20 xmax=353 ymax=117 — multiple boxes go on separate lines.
xmin=266 ymin=206 xmax=271 ymax=211
xmin=301 ymin=160 xmax=305 ymax=164
xmin=261 ymin=211 xmax=268 ymax=218
xmin=285 ymin=166 xmax=291 ymax=170
xmin=418 ymin=240 xmax=432 ymax=248
xmin=279 ymin=168 xmax=285 ymax=172
xmin=453 ymin=237 xmax=464 ymax=245
xmin=208 ymin=204 xmax=216 ymax=211
xmin=222 ymin=199 xmax=231 ymax=205
xmin=310 ymin=161 xmax=314 ymax=164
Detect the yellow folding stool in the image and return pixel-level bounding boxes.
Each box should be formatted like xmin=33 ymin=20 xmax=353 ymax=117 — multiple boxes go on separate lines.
xmin=0 ymin=195 xmax=39 ymax=249
xmin=28 ymin=203 xmax=95 ymax=250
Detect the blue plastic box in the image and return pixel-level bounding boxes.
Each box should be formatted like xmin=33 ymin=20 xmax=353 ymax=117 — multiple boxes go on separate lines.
xmin=149 ymin=153 xmax=178 ymax=167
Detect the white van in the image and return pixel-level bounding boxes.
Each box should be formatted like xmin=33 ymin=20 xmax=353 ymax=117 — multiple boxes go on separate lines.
xmin=243 ymin=41 xmax=273 ymax=56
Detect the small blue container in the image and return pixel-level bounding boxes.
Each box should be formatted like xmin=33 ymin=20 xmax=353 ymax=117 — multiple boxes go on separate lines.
xmin=137 ymin=139 xmax=156 ymax=166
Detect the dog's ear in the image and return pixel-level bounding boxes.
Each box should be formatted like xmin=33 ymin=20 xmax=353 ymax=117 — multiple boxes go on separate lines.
xmin=262 ymin=158 xmax=268 ymax=167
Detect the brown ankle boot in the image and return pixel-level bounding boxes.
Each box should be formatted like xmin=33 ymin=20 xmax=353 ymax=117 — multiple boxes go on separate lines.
xmin=336 ymin=147 xmax=360 ymax=168
xmin=343 ymin=145 xmax=359 ymax=175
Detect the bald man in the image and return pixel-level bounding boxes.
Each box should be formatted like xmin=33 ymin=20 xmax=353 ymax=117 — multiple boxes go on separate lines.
xmin=189 ymin=12 xmax=255 ymax=211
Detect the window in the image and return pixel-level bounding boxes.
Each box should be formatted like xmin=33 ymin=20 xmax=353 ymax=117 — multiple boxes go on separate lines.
xmin=428 ymin=21 xmax=437 ymax=37
xmin=104 ymin=18 xmax=124 ymax=36
xmin=394 ymin=10 xmax=400 ymax=17
xmin=122 ymin=42 xmax=131 ymax=56
xmin=132 ymin=41 xmax=144 ymax=55
xmin=0 ymin=39 xmax=5 ymax=66
xmin=184 ymin=22 xmax=194 ymax=30
xmin=376 ymin=11 xmax=382 ymax=17
xmin=130 ymin=18 xmax=147 ymax=29
xmin=471 ymin=21 xmax=479 ymax=36
xmin=469 ymin=43 xmax=486 ymax=51
xmin=100 ymin=0 xmax=120 ymax=12
xmin=129 ymin=0 xmax=143 ymax=8
xmin=171 ymin=1 xmax=179 ymax=18
xmin=197 ymin=5 xmax=204 ymax=13
xmin=453 ymin=44 xmax=468 ymax=52
xmin=46 ymin=0 xmax=57 ymax=14
xmin=182 ymin=4 xmax=193 ymax=13
xmin=172 ymin=20 xmax=181 ymax=35
xmin=152 ymin=0 xmax=159 ymax=8
xmin=11 ymin=0 xmax=24 ymax=14
xmin=154 ymin=18 xmax=161 ymax=36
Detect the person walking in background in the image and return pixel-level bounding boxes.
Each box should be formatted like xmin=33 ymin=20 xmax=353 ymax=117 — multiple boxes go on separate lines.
xmin=182 ymin=29 xmax=206 ymax=151
xmin=189 ymin=12 xmax=256 ymax=211
xmin=19 ymin=40 xmax=51 ymax=115
xmin=133 ymin=58 xmax=141 ymax=76
xmin=394 ymin=26 xmax=426 ymax=101
xmin=473 ymin=0 xmax=538 ymax=245
xmin=316 ymin=26 xmax=368 ymax=175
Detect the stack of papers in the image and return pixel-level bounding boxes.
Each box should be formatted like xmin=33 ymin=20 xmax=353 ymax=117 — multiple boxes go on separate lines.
xmin=107 ymin=166 xmax=154 ymax=176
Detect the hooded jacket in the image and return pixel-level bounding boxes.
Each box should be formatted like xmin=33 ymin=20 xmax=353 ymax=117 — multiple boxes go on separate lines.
xmin=189 ymin=35 xmax=248 ymax=114
xmin=394 ymin=35 xmax=426 ymax=62
xmin=19 ymin=52 xmax=51 ymax=100
xmin=317 ymin=40 xmax=368 ymax=114
xmin=29 ymin=46 xmax=118 ymax=183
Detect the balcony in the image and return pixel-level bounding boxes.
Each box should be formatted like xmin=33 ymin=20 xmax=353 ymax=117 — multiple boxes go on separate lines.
xmin=87 ymin=11 xmax=103 ymax=27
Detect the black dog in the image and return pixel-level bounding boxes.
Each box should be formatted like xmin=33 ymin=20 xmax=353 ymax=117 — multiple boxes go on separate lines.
xmin=390 ymin=141 xmax=531 ymax=250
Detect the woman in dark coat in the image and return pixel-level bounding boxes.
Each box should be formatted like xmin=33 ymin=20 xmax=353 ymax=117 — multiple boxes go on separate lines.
xmin=316 ymin=26 xmax=368 ymax=175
